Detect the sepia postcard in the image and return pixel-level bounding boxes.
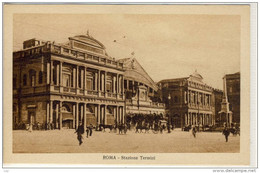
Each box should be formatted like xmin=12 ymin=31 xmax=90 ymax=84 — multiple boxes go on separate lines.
xmin=3 ymin=3 xmax=256 ymax=167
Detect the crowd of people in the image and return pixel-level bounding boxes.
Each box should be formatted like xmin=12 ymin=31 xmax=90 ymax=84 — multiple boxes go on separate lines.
xmin=20 ymin=118 xmax=240 ymax=145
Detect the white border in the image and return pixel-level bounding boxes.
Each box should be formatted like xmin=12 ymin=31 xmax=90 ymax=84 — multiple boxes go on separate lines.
xmin=1 ymin=1 xmax=258 ymax=172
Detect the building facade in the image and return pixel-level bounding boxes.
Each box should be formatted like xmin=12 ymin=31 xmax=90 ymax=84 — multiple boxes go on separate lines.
xmin=13 ymin=33 xmax=165 ymax=131
xmin=226 ymin=72 xmax=240 ymax=124
xmin=212 ymin=89 xmax=223 ymax=126
xmin=13 ymin=34 xmax=125 ymax=131
xmin=119 ymin=58 xmax=165 ymax=122
xmin=158 ymin=71 xmax=215 ymax=129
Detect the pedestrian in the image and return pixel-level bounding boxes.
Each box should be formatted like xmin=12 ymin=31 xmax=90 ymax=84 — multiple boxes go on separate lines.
xmin=167 ymin=123 xmax=171 ymax=133
xmin=86 ymin=124 xmax=93 ymax=138
xmin=159 ymin=124 xmax=163 ymax=134
xmin=89 ymin=124 xmax=93 ymax=136
xmin=192 ymin=126 xmax=197 ymax=138
xmin=28 ymin=123 xmax=33 ymax=132
xmin=75 ymin=122 xmax=84 ymax=145
xmin=223 ymin=127 xmax=230 ymax=142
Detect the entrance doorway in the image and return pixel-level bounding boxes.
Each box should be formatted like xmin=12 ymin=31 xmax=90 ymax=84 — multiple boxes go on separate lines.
xmin=28 ymin=111 xmax=36 ymax=124
xmin=173 ymin=114 xmax=181 ymax=128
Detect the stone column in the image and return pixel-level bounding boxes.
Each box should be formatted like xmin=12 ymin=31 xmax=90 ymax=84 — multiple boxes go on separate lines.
xmin=46 ymin=102 xmax=50 ymax=127
xmin=122 ymin=75 xmax=124 ymax=95
xmin=59 ymin=101 xmax=63 ymax=130
xmin=73 ymin=67 xmax=76 ymax=88
xmin=122 ymin=106 xmax=125 ymax=123
xmin=84 ymin=67 xmax=87 ymax=93
xmin=50 ymin=100 xmax=53 ymax=124
xmin=191 ymin=113 xmax=194 ymax=125
xmin=94 ymin=105 xmax=98 ymax=121
xmin=195 ymin=92 xmax=197 ymax=106
xmin=187 ymin=90 xmax=190 ymax=104
xmin=72 ymin=104 xmax=75 ymax=129
xmin=97 ymin=104 xmax=100 ymax=125
xmin=60 ymin=62 xmax=63 ymax=93
xmin=50 ymin=60 xmax=53 ymax=85
xmin=116 ymin=74 xmax=119 ymax=94
xmin=126 ymin=79 xmax=129 ymax=90
xmin=47 ymin=62 xmax=50 ymax=84
xmin=184 ymin=114 xmax=187 ymax=125
xmin=209 ymin=95 xmax=211 ymax=106
xmin=55 ymin=103 xmax=59 ymax=129
xmin=203 ymin=93 xmax=206 ymax=106
xmin=118 ymin=76 xmax=121 ymax=94
xmin=76 ymin=102 xmax=79 ymax=129
xmin=101 ymin=73 xmax=104 ymax=92
xmin=80 ymin=104 xmax=83 ymax=123
xmin=98 ymin=70 xmax=101 ymax=92
xmin=60 ymin=62 xmax=63 ymax=86
xmin=187 ymin=112 xmax=189 ymax=125
xmin=132 ymin=80 xmax=134 ymax=92
xmin=104 ymin=72 xmax=107 ymax=96
xmin=117 ymin=106 xmax=120 ymax=123
xmin=95 ymin=72 xmax=98 ymax=91
xmin=195 ymin=113 xmax=198 ymax=125
xmin=113 ymin=107 xmax=116 ymax=119
xmin=113 ymin=76 xmax=116 ymax=94
xmin=83 ymin=103 xmax=86 ymax=132
xmin=104 ymin=105 xmax=107 ymax=124
xmin=56 ymin=64 xmax=60 ymax=85
xmin=76 ymin=66 xmax=79 ymax=89
xmin=81 ymin=68 xmax=84 ymax=89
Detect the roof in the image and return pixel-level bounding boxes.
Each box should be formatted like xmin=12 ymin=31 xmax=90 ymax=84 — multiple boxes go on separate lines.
xmin=119 ymin=57 xmax=158 ymax=91
xmin=190 ymin=70 xmax=203 ymax=80
xmin=158 ymin=70 xmax=204 ymax=84
xmin=69 ymin=33 xmax=106 ymax=50
xmin=158 ymin=77 xmax=188 ymax=84
xmin=225 ymin=72 xmax=240 ymax=79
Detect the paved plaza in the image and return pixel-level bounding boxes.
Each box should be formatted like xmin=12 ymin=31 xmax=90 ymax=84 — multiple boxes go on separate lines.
xmin=13 ymin=129 xmax=240 ymax=153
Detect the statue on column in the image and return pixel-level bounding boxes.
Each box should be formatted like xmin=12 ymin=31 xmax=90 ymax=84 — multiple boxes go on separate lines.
xmin=218 ymin=75 xmax=232 ymax=127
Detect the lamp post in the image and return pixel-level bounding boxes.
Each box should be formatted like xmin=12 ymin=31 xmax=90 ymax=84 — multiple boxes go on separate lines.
xmin=167 ymin=93 xmax=172 ymax=128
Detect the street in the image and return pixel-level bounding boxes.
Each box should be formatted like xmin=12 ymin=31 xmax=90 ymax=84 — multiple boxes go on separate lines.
xmin=13 ymin=129 xmax=240 ymax=153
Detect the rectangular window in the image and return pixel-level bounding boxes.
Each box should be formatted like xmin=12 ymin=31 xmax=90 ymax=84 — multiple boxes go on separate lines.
xmin=31 ymin=75 xmax=35 ymax=87
xmin=86 ymin=80 xmax=92 ymax=90
xmin=86 ymin=71 xmax=95 ymax=90
xmin=63 ymin=74 xmax=70 ymax=87
xmin=106 ymin=75 xmax=112 ymax=92
xmin=23 ymin=74 xmax=27 ymax=86
xmin=106 ymin=82 xmax=112 ymax=92
xmin=38 ymin=71 xmax=43 ymax=84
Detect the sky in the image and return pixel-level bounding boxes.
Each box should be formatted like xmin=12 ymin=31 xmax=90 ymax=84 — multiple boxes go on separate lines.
xmin=13 ymin=13 xmax=240 ymax=89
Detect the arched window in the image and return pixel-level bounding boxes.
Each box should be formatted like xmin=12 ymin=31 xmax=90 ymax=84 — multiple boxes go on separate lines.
xmin=29 ymin=69 xmax=36 ymax=87
xmin=23 ymin=74 xmax=27 ymax=86
xmin=38 ymin=71 xmax=43 ymax=84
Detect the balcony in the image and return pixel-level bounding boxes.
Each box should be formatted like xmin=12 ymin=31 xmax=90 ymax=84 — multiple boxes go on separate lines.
xmin=50 ymin=44 xmax=124 ymax=70
xmin=188 ymin=103 xmax=212 ymax=111
xmin=13 ymin=44 xmax=124 ymax=70
xmin=49 ymin=85 xmax=124 ymax=100
xmin=21 ymin=85 xmax=49 ymax=95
